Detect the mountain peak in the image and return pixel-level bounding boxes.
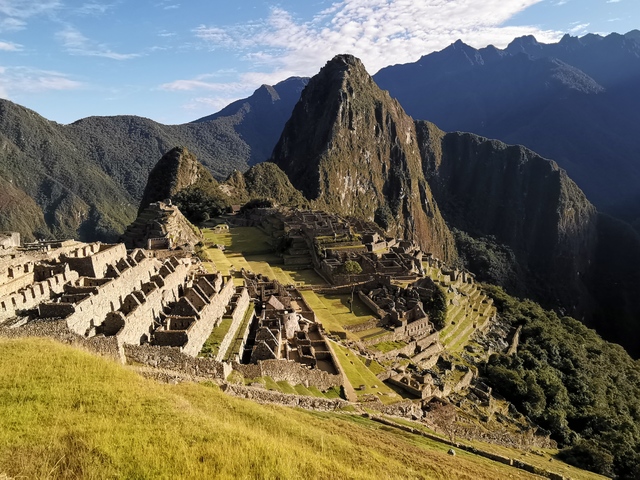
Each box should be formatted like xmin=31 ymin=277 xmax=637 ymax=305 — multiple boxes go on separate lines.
xmin=138 ymin=146 xmax=218 ymax=214
xmin=270 ymin=54 xmax=457 ymax=262
xmin=506 ymin=35 xmax=542 ymax=56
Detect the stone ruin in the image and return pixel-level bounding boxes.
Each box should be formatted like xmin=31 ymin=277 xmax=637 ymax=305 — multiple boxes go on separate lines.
xmin=357 ymin=277 xmax=438 ymax=342
xmin=242 ymin=270 xmax=339 ymax=376
xmin=0 ymin=238 xmax=249 ymax=362
xmin=0 ymin=232 xmax=20 ymax=249
xmin=121 ymin=201 xmax=201 ymax=251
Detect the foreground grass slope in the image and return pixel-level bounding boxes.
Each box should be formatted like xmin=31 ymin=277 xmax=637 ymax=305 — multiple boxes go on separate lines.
xmin=1 ymin=338 xmax=544 ymax=480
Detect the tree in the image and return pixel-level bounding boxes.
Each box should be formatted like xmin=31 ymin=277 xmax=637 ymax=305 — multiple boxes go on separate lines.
xmin=341 ymin=260 xmax=362 ymax=275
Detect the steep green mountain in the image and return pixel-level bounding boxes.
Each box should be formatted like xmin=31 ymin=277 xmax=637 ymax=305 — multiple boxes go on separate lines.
xmin=484 ymin=286 xmax=640 ymax=479
xmin=138 ymin=146 xmax=222 ymax=213
xmin=0 ymin=94 xmax=284 ymax=241
xmin=221 ymin=162 xmax=309 ymax=208
xmin=0 ymin=75 xmax=310 ymax=242
xmin=0 ymin=177 xmax=48 ymax=242
xmin=418 ymin=122 xmax=598 ymax=317
xmin=271 ymin=55 xmax=457 ymax=264
xmin=131 ymin=146 xmax=306 ymax=227
xmin=269 ymin=54 xmax=640 ymax=358
xmin=0 ymin=101 xmax=136 ymax=241
xmin=194 ymin=77 xmax=309 ymax=166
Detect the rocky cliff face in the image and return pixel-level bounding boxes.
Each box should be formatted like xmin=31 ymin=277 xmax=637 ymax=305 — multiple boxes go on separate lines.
xmin=271 ymin=55 xmax=456 ymax=263
xmin=417 ymin=121 xmax=598 ymax=314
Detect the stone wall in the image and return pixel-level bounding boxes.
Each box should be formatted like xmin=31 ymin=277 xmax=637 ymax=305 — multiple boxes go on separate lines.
xmin=62 ymin=243 xmax=126 ymax=279
xmin=373 ymin=340 xmax=421 ymax=362
xmin=181 ymin=278 xmax=235 ymax=356
xmin=215 ymin=287 xmax=250 ymax=361
xmin=49 ymin=256 xmax=161 ymax=336
xmin=0 ymin=232 xmax=20 ymax=249
xmin=412 ymin=341 xmax=443 ymax=363
xmin=124 ymin=344 xmax=232 ymax=379
xmin=232 ymin=358 xmax=341 ymax=391
xmin=0 ymin=319 xmax=122 ymax=361
xmin=0 ymin=270 xmax=79 ymax=322
xmin=344 ymin=317 xmax=380 ymax=333
xmin=112 ymin=259 xmax=189 ymax=347
xmin=222 ymin=383 xmax=349 ymax=411
xmin=0 ymin=272 xmax=35 ymax=298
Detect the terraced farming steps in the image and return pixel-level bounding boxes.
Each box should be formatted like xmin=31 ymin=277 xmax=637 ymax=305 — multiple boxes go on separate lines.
xmin=424 ymin=265 xmax=496 ymax=354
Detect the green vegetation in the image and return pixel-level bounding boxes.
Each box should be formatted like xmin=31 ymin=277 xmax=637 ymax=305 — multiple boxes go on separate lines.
xmin=453 ymin=229 xmax=521 ymax=293
xmin=199 ymin=318 xmax=233 ymax=358
xmin=373 ymin=340 xmax=406 ymax=353
xmin=424 ymin=283 xmax=448 ymax=330
xmin=341 ymin=260 xmax=363 ymax=275
xmin=0 ymin=337 xmax=555 ymax=480
xmin=173 ymin=187 xmax=229 ymax=224
xmin=331 ymin=343 xmax=398 ymax=403
xmin=483 ymin=286 xmax=640 ymax=479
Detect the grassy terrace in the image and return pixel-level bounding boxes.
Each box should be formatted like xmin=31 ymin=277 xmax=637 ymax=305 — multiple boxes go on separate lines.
xmin=199 ymin=318 xmax=233 ymax=358
xmin=1 ymin=337 xmax=566 ymax=479
xmin=378 ymin=416 xmax=607 ymax=480
xmin=244 ymin=376 xmax=342 ymax=399
xmin=223 ymin=303 xmax=255 ymax=362
xmin=331 ymin=343 xmax=399 ymax=404
xmin=204 ymin=226 xmax=326 ymax=286
xmin=423 ymin=264 xmax=495 ymax=353
xmin=300 ymin=290 xmax=385 ymax=340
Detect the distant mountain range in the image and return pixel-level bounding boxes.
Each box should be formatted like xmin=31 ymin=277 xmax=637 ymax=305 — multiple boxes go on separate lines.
xmin=374 ymin=30 xmax=640 ymax=220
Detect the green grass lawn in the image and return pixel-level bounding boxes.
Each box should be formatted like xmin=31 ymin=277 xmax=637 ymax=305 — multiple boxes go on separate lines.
xmin=199 ymin=318 xmax=233 ymax=358
xmin=331 ymin=343 xmax=399 ymax=404
xmin=204 ymin=227 xmax=272 ymax=254
xmin=299 ymin=291 xmax=377 ymax=339
xmin=373 ymin=340 xmax=407 ymax=353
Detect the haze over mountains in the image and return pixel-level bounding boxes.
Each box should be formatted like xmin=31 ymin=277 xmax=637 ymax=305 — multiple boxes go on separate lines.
xmin=375 ymin=30 xmax=640 ymax=217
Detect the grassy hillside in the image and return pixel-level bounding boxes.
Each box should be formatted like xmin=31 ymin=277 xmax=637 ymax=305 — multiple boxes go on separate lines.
xmin=0 ymin=337 xmax=551 ymax=480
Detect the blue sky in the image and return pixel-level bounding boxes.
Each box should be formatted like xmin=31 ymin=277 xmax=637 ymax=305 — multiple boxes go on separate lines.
xmin=0 ymin=0 xmax=637 ymax=125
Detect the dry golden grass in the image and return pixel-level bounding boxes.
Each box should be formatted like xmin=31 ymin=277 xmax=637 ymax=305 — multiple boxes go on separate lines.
xmin=0 ymin=337 xmax=555 ymax=480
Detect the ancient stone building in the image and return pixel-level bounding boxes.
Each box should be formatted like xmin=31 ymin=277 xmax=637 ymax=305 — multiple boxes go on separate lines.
xmin=153 ymin=273 xmax=235 ymax=356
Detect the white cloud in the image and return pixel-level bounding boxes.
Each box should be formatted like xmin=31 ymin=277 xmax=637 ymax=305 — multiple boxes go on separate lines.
xmin=0 ymin=0 xmax=61 ymax=18
xmin=0 ymin=66 xmax=82 ymax=98
xmin=0 ymin=17 xmax=25 ymax=32
xmin=569 ymin=23 xmax=590 ymax=34
xmin=56 ymin=25 xmax=140 ymax=60
xmin=191 ymin=0 xmax=561 ymax=78
xmin=0 ymin=0 xmax=60 ymax=32
xmin=0 ymin=39 xmax=21 ymax=50
xmin=75 ymin=2 xmax=116 ymax=16
xmin=183 ymin=96 xmax=242 ymax=112
xmin=159 ymin=78 xmax=249 ymax=92
xmin=165 ymin=0 xmax=562 ymax=116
